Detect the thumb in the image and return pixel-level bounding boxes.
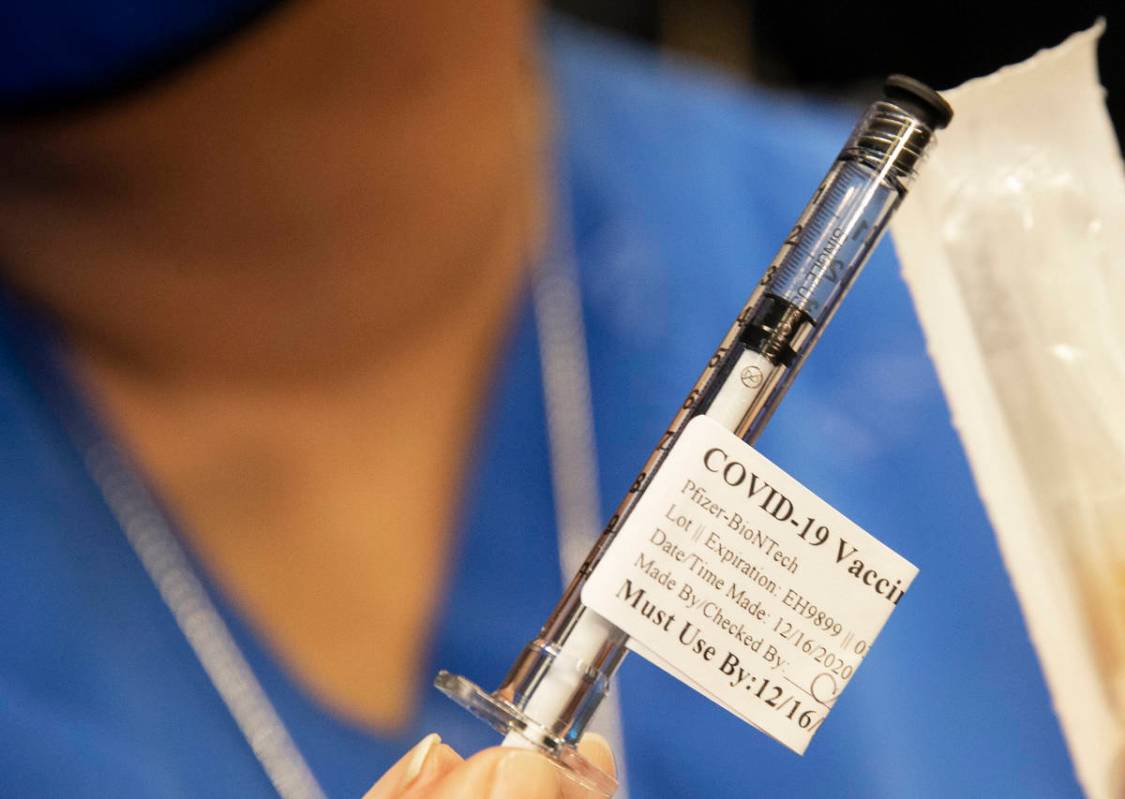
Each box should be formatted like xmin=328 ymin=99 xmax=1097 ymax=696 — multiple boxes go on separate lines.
xmin=420 ymin=748 xmax=564 ymax=799
xmin=364 ymin=734 xmax=462 ymax=799
xmin=576 ymin=733 xmax=616 ymax=782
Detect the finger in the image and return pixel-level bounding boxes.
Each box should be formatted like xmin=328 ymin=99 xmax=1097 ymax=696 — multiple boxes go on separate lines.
xmin=398 ymin=744 xmax=463 ymax=798
xmin=364 ymin=734 xmax=461 ymax=799
xmin=576 ymin=733 xmax=616 ymax=780
xmin=558 ymin=734 xmax=618 ymax=799
xmin=423 ymin=747 xmax=563 ymax=799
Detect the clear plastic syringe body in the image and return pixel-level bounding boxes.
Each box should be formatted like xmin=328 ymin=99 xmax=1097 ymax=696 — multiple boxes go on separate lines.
xmin=437 ymin=77 xmax=952 ymax=793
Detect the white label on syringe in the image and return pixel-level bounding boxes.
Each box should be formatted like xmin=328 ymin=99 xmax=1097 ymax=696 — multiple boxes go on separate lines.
xmin=581 ymin=415 xmax=917 ymax=755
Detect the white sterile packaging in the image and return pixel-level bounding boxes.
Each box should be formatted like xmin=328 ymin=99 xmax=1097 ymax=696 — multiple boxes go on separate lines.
xmin=890 ymin=23 xmax=1125 ymax=799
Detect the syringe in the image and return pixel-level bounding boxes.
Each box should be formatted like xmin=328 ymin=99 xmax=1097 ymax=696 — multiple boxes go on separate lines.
xmin=437 ymin=75 xmax=953 ymax=796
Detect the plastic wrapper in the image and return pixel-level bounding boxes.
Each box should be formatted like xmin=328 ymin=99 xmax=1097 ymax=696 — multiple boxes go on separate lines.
xmin=891 ymin=23 xmax=1125 ymax=799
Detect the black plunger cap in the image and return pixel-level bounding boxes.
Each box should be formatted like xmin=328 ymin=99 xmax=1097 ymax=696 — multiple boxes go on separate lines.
xmin=883 ymin=74 xmax=954 ymax=129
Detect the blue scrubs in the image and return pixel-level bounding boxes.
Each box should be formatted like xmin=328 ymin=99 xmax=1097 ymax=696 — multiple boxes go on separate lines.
xmin=0 ymin=20 xmax=1080 ymax=799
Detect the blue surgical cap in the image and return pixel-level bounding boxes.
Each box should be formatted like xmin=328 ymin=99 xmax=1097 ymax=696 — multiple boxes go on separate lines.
xmin=0 ymin=0 xmax=286 ymax=115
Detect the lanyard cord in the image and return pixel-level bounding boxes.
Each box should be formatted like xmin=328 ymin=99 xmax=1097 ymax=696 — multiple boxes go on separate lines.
xmin=532 ymin=180 xmax=631 ymax=799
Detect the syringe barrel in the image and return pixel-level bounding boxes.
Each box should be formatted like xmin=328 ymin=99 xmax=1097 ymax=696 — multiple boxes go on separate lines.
xmin=709 ymin=97 xmax=941 ymax=442
xmin=491 ymin=79 xmax=951 ymax=750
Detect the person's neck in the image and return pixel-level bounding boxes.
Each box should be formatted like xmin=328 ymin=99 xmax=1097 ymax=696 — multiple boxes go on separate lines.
xmin=0 ymin=0 xmax=552 ymax=730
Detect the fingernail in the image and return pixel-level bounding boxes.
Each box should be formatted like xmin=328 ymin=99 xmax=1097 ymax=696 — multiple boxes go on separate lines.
xmin=488 ymin=751 xmax=560 ymax=799
xmin=401 ymin=733 xmax=442 ymax=789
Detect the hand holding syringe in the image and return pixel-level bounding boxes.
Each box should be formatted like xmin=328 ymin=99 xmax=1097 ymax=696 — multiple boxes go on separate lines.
xmin=437 ymin=76 xmax=953 ymax=797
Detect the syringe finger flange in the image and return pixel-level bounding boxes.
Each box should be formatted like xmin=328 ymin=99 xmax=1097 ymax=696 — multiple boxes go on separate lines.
xmin=434 ymin=671 xmax=618 ymax=798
